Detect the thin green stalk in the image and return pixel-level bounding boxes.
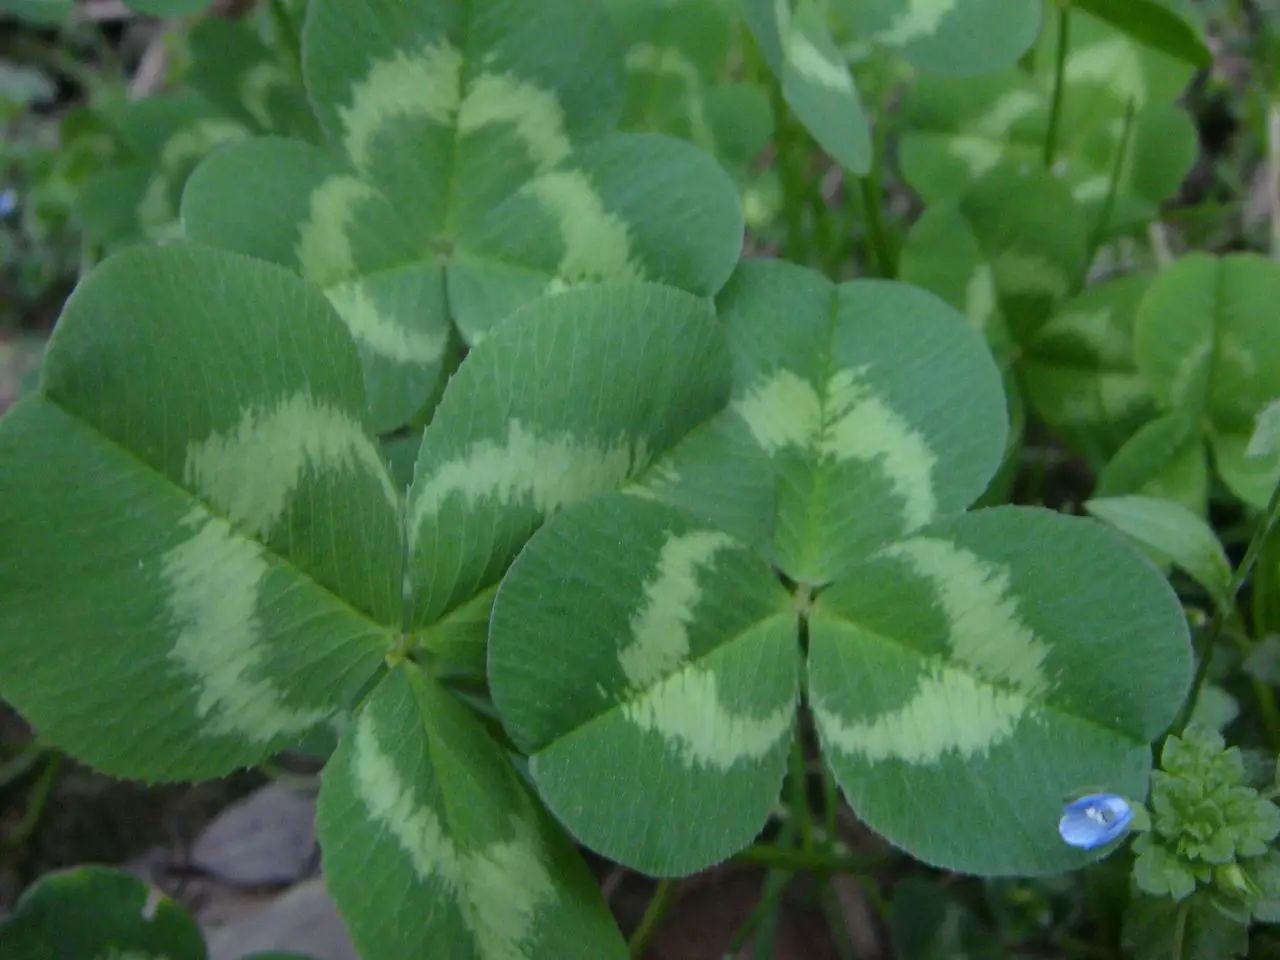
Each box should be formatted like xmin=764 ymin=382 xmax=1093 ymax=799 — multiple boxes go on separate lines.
xmin=808 ymin=168 xmax=842 ymax=278
xmin=788 ymin=728 xmax=815 ymax=854
xmin=1044 ymin=3 xmax=1071 ymax=169
xmin=821 ymin=763 xmax=839 ymax=841
xmin=1171 ymin=899 xmax=1190 ymax=960
xmin=0 ymin=742 xmax=49 ymax=791
xmin=268 ymin=0 xmax=303 ymax=72
xmin=736 ymin=843 xmax=887 ymax=874
xmin=769 ymin=81 xmax=811 ymax=265
xmin=628 ymin=879 xmax=678 ymax=958
xmin=724 ymin=864 xmax=794 ymax=958
xmin=1089 ymin=97 xmax=1138 ymax=252
xmin=1173 ymin=480 xmax=1280 ymax=735
xmin=857 ymin=173 xmax=894 ymax=278
xmin=5 ymin=753 xmax=62 ymax=848
xmin=819 ymin=883 xmax=856 ymax=960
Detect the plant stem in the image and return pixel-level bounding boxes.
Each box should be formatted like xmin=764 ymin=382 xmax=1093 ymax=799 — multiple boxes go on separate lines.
xmin=819 ymin=882 xmax=856 ymax=960
xmin=628 ymin=878 xmax=678 ymax=958
xmin=1173 ymin=480 xmax=1280 ymax=735
xmin=1171 ymin=899 xmax=1190 ymax=960
xmin=857 ymin=173 xmax=895 ymax=278
xmin=724 ymin=863 xmax=794 ymax=957
xmin=1044 ymin=3 xmax=1071 ymax=169
xmin=769 ymin=80 xmax=811 ymax=265
xmin=788 ymin=728 xmax=815 ymax=853
xmin=1268 ymin=102 xmax=1280 ymax=260
xmin=5 ymin=753 xmax=62 ymax=848
xmin=736 ymin=843 xmax=887 ymax=874
xmin=268 ymin=0 xmax=303 ymax=72
xmin=1089 ymin=97 xmax=1137 ymax=252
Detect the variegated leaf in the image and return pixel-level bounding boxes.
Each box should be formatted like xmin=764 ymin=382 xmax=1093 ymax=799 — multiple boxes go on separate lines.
xmin=1023 ymin=275 xmax=1159 ymax=464
xmin=489 ymin=494 xmax=799 ymax=875
xmin=900 ymin=164 xmax=1089 ymax=349
xmin=406 ymin=282 xmax=730 ymax=629
xmin=0 ymin=245 xmax=400 ymax=780
xmin=632 ymin=260 xmax=1008 ymax=584
xmin=184 ymin=0 xmax=744 ymax=430
xmin=1133 ymin=253 xmax=1280 ymax=510
xmin=318 ymin=664 xmax=627 ymax=960
xmin=1096 ymin=414 xmax=1209 ymax=515
xmin=810 ymin=507 xmax=1191 ymax=875
xmin=831 ymin=0 xmax=1041 ymax=77
xmin=0 ymin=867 xmax=207 ymax=960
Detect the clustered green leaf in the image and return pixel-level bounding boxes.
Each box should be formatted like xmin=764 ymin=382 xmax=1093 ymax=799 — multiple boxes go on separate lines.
xmin=1133 ymin=727 xmax=1280 ymax=918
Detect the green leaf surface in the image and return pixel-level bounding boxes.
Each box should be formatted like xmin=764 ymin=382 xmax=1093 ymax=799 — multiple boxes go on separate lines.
xmin=1096 ymin=413 xmax=1208 ymax=515
xmin=1069 ymin=0 xmax=1210 ymax=68
xmin=832 ymin=0 xmax=1041 ymax=76
xmin=899 ymin=165 xmax=1089 ymax=349
xmin=0 ymin=244 xmax=400 ymax=780
xmin=0 ymin=0 xmax=72 ymax=26
xmin=124 ymin=0 xmax=210 ymax=13
xmin=405 ymin=282 xmax=730 ymax=629
xmin=1123 ymin=892 xmax=1249 ymax=960
xmin=318 ymin=664 xmax=627 ymax=960
xmin=489 ymin=494 xmax=799 ymax=876
xmin=636 ymin=260 xmax=1008 ymax=585
xmin=183 ymin=0 xmax=744 ymax=429
xmin=0 ymin=867 xmax=207 ymax=960
xmin=1249 ymin=399 xmax=1280 ymax=461
xmin=1086 ymin=496 xmax=1232 ymax=607
xmin=743 ymin=0 xmax=871 ymax=174
xmin=810 ymin=507 xmax=1191 ymax=875
xmin=187 ymin=18 xmax=320 ymax=140
xmin=1023 ymin=275 xmax=1159 ymax=463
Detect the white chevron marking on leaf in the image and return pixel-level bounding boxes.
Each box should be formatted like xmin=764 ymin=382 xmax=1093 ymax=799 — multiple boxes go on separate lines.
xmin=164 ymin=512 xmax=327 ymax=741
xmin=784 ymin=31 xmax=853 ymax=94
xmin=185 ymin=393 xmax=397 ymax=537
xmin=520 ymin=170 xmax=641 ymax=285
xmin=326 ymin=280 xmax=448 ymax=365
xmin=619 ymin=529 xmax=736 ymax=687
xmin=874 ymin=0 xmax=958 ymax=46
xmin=458 ymin=73 xmax=572 ymax=171
xmin=295 ymin=176 xmax=383 ymax=286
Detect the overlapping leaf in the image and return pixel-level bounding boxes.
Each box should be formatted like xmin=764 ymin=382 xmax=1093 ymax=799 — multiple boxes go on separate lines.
xmin=900 ymin=165 xmax=1089 ymax=353
xmin=183 ymin=0 xmax=744 ymax=432
xmin=490 ymin=494 xmax=799 ymax=875
xmin=489 ymin=262 xmax=1190 ymax=878
xmin=0 ymin=245 xmax=401 ymax=780
xmin=1124 ymin=253 xmax=1280 ymax=510
xmin=0 ymin=867 xmax=207 ymax=960
xmin=318 ymin=664 xmax=627 ymax=959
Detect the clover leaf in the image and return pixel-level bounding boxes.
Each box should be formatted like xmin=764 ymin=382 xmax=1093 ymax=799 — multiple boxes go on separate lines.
xmin=182 ymin=0 xmax=744 ymax=433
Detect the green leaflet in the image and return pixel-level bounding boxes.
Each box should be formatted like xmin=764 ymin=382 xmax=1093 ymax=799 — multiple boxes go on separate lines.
xmin=78 ymin=93 xmax=247 ymax=251
xmin=183 ymin=0 xmax=744 ymax=432
xmin=406 ymin=282 xmax=729 ymax=627
xmin=743 ymin=0 xmax=871 ymax=174
xmin=830 ymin=0 xmax=1042 ymax=77
xmin=605 ymin=0 xmax=772 ymax=182
xmin=1130 ymin=254 xmax=1280 ymax=510
xmin=810 ymin=507 xmax=1190 ymax=875
xmin=1097 ymin=413 xmax=1209 ymax=515
xmin=1069 ymin=0 xmax=1210 ymax=68
xmin=123 ymin=0 xmax=210 ymax=14
xmin=317 ymin=664 xmax=627 ymax=960
xmin=633 ymin=259 xmax=1008 ymax=585
xmin=900 ymin=164 xmax=1089 ymax=350
xmin=187 ymin=18 xmax=319 ymax=141
xmin=898 ymin=72 xmax=1197 ymax=239
xmin=0 ymin=245 xmax=400 ymax=780
xmin=0 ymin=866 xmax=207 ymax=960
xmin=490 ymin=494 xmax=799 ymax=876
xmin=1023 ymin=275 xmax=1159 ymax=464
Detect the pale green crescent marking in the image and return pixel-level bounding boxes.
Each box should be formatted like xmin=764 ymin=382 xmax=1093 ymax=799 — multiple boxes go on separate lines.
xmin=353 ymin=707 xmax=555 ymax=960
xmin=964 ymin=264 xmax=999 ymax=332
xmin=619 ymin=529 xmax=736 ymax=687
xmin=625 ymin=461 xmax=683 ymax=501
xmin=1169 ymin=336 xmax=1211 ymax=409
xmin=946 ymin=137 xmax=1005 ymax=177
xmin=458 ymin=72 xmax=572 ymax=171
xmin=136 ymin=176 xmax=176 ymax=235
xmin=814 ymin=666 xmax=1027 ymax=764
xmin=882 ymin=536 xmax=1051 ymax=693
xmin=1100 ymin=376 xmax=1152 ymax=418
xmin=994 ymin=251 xmax=1071 ymax=300
xmin=619 ymin=667 xmax=794 ymax=771
xmin=1218 ymin=335 xmax=1257 ymax=379
xmin=784 ymin=30 xmax=854 ymax=93
xmin=184 ymin=392 xmax=398 ymax=538
xmin=1073 ymin=174 xmax=1112 ymax=204
xmin=874 ymin=0 xmax=957 ymax=46
xmin=973 ymin=89 xmax=1040 ymax=137
xmin=325 ymin=280 xmax=449 ymax=364
xmin=735 ymin=368 xmax=937 ymax=529
xmin=1047 ymin=307 xmax=1127 ymax=358
xmin=240 ymin=60 xmax=293 ymax=130
xmin=1066 ymin=38 xmax=1147 ymax=105
xmin=820 ymin=368 xmax=938 ymax=531
xmin=353 ymin=706 xmax=461 ymax=885
xmin=734 ymin=369 xmax=822 ymax=453
xmin=294 ymin=175 xmax=383 ymax=286
xmin=410 ymin=420 xmax=648 ymax=548
xmin=520 ymin=170 xmax=641 ymax=285
xmin=164 ymin=512 xmax=328 ymax=741
xmin=159 ymin=119 xmax=246 ymax=171
xmin=339 ymin=40 xmax=463 ymax=170
xmin=626 ymin=44 xmax=717 ymax=151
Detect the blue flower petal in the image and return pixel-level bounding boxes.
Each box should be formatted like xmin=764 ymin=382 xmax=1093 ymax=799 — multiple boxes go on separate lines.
xmin=1058 ymin=793 xmax=1133 ymax=850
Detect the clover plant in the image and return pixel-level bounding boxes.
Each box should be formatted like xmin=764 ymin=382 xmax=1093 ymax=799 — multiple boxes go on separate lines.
xmin=1 ymin=0 xmax=1277 ymax=958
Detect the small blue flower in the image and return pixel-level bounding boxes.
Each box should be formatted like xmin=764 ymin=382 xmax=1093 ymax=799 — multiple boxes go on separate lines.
xmin=0 ymin=188 xmax=16 ymax=219
xmin=1059 ymin=793 xmax=1133 ymax=850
